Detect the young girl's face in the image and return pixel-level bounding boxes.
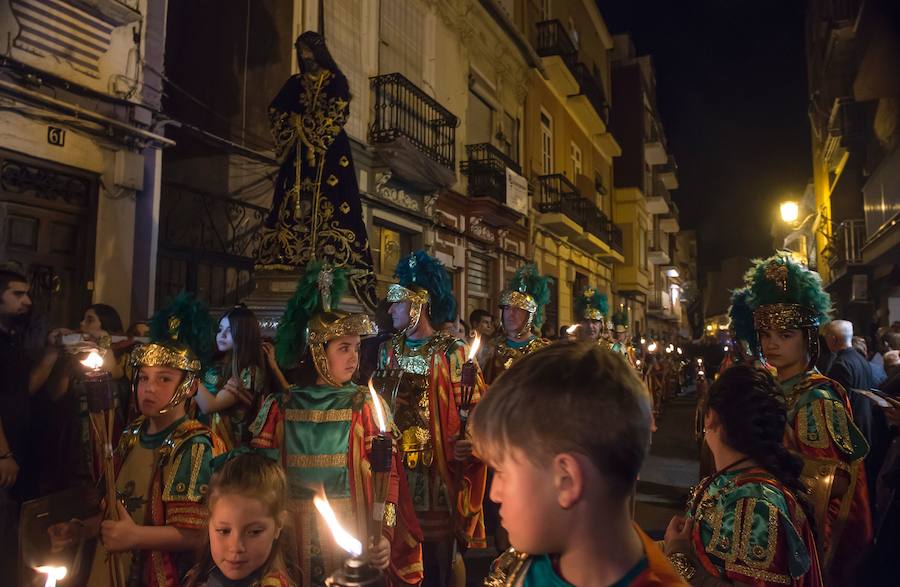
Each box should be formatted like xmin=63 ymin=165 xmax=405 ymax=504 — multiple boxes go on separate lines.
xmin=324 ymin=335 xmax=361 ymax=385
xmin=81 ymin=308 xmax=104 ymax=337
xmin=759 ymin=328 xmax=807 ymax=372
xmin=210 ymin=493 xmax=280 ymax=581
xmin=217 ymin=317 xmax=234 ymax=352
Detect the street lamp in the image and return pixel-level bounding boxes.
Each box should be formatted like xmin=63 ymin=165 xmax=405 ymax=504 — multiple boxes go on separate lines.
xmin=780 ymin=201 xmax=799 ymax=224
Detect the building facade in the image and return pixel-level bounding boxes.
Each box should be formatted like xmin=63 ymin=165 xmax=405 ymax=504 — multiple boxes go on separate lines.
xmin=0 ymin=0 xmax=169 ymax=328
xmin=610 ymin=34 xmax=686 ymax=340
xmin=804 ymin=0 xmax=900 ymax=332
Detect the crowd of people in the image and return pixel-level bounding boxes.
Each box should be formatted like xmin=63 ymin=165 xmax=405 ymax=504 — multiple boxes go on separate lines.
xmin=0 ymin=250 xmax=895 ymax=586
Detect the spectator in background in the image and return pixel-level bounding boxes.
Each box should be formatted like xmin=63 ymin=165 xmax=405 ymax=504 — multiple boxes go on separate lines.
xmin=882 ymin=350 xmax=900 ymax=397
xmin=468 ymin=308 xmax=495 ymax=339
xmin=852 ymin=335 xmax=868 ymax=359
xmin=824 ymin=319 xmax=877 ymax=391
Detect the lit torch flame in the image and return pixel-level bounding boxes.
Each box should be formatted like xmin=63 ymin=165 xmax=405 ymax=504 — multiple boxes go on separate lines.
xmin=467 ymin=333 xmax=481 ymax=362
xmin=80 ymin=350 xmax=104 ymax=370
xmin=36 ymin=566 xmax=67 ymax=587
xmin=314 ymin=494 xmax=362 ymax=557
xmin=367 ymin=378 xmax=388 ymax=434
xmin=648 ymin=342 xmax=658 ymax=352
xmin=566 ymin=324 xmax=579 ymax=335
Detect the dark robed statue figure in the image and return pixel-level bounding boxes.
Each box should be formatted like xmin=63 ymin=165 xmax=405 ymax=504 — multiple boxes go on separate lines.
xmin=256 ymin=31 xmax=377 ymax=311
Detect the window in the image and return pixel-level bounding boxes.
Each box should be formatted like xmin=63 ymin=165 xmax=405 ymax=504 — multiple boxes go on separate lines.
xmin=379 ymin=0 xmax=424 ymax=86
xmin=570 ymin=142 xmax=582 ymax=177
xmin=324 ymin=0 xmax=365 ymax=139
xmin=501 ymin=111 xmax=519 ymax=163
xmin=540 ymin=109 xmax=553 ymax=174
xmin=466 ymin=251 xmax=494 ymax=313
xmin=468 ymin=89 xmax=494 ymax=145
xmin=573 ymin=272 xmax=589 ymax=312
xmin=639 ymin=225 xmax=647 ymax=270
xmin=541 ymin=0 xmax=551 ymax=20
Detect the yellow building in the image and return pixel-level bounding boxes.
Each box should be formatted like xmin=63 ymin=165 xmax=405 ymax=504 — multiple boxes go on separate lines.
xmin=516 ymin=1 xmax=624 ymax=329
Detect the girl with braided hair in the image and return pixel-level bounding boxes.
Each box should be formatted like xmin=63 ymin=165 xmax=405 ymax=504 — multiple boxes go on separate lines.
xmin=663 ymin=365 xmax=822 ymax=586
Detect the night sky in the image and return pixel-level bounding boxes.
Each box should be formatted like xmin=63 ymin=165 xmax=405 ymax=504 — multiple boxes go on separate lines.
xmin=598 ymin=0 xmax=811 ymax=270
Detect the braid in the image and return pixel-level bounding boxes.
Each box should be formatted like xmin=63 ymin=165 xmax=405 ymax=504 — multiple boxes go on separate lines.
xmin=706 ymin=365 xmax=817 ymax=535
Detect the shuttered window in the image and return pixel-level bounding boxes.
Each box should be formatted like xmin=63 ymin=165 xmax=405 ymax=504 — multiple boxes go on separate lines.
xmin=379 ymin=0 xmax=424 ymax=86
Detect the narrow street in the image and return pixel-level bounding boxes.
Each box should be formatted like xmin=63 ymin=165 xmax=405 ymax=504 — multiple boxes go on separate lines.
xmin=465 ymin=390 xmax=700 ymax=583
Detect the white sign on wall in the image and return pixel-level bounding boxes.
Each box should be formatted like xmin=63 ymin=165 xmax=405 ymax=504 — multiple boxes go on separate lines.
xmin=505 ymin=167 xmax=528 ymax=216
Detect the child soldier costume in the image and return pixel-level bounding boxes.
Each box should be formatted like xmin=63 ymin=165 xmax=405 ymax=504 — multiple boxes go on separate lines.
xmin=730 ymin=253 xmax=871 ymax=582
xmin=87 ymin=294 xmax=223 ymax=587
xmin=250 ymin=262 xmax=422 ymax=586
xmin=481 ymin=263 xmax=552 ymax=385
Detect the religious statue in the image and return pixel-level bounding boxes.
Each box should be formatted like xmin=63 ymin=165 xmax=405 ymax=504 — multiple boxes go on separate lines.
xmin=256 ymin=31 xmax=377 ymax=311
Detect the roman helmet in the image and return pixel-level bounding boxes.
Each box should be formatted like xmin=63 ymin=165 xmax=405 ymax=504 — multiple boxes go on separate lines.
xmin=498 ymin=263 xmax=552 ymax=339
xmin=132 ymin=292 xmax=215 ymax=414
xmin=574 ymin=288 xmax=609 ymax=328
xmin=386 ymin=250 xmax=457 ymax=336
xmin=275 ymin=261 xmax=376 ymax=387
xmin=729 ymin=253 xmax=831 ymax=368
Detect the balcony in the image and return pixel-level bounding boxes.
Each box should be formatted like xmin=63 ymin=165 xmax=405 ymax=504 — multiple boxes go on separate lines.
xmin=537 ymin=174 xmax=624 ymax=260
xmin=659 ymin=215 xmax=680 ymax=233
xmin=644 ymin=124 xmax=667 ymax=166
xmin=825 ymin=219 xmax=865 ymax=280
xmin=646 ymin=177 xmax=671 ymax=215
xmin=370 ymin=73 xmax=458 ymax=188
xmin=535 ymin=20 xmax=579 ymax=96
xmin=536 ymin=174 xmax=586 ymax=238
xmin=460 ymin=143 xmax=525 ymax=226
xmin=657 ymin=156 xmax=678 ymax=189
xmin=648 ymin=247 xmax=671 ymax=265
xmin=567 ymin=62 xmax=608 ymax=136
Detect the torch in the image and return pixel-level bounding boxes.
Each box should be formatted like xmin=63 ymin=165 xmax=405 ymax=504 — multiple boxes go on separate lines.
xmin=316 ymin=494 xmax=386 ymax=587
xmin=81 ymin=350 xmax=127 ymax=587
xmin=36 ymin=566 xmax=67 ymax=587
xmin=458 ymin=333 xmax=481 ymax=438
xmin=366 ymin=379 xmax=392 ymax=550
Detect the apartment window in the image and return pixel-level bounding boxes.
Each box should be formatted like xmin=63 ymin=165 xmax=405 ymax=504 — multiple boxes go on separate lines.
xmin=573 ymin=272 xmax=589 ymax=315
xmin=639 ymin=225 xmax=647 ymax=270
xmin=324 ymin=0 xmax=365 ymax=139
xmin=379 ymin=0 xmax=425 ymax=86
xmin=541 ymin=0 xmax=551 ymax=20
xmin=568 ymin=18 xmax=579 ymax=49
xmin=570 ymin=142 xmax=583 ymax=178
xmin=501 ymin=111 xmax=519 ymax=163
xmin=468 ymin=89 xmax=494 ymax=145
xmin=540 ymin=109 xmax=553 ymax=174
xmin=466 ymin=251 xmax=494 ymax=312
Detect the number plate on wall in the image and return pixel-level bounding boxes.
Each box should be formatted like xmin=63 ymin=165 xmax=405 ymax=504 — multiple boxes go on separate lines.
xmin=47 ymin=127 xmax=66 ymax=147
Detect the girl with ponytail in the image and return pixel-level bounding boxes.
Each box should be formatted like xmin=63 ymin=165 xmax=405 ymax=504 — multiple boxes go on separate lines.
xmin=663 ymin=365 xmax=823 ymax=586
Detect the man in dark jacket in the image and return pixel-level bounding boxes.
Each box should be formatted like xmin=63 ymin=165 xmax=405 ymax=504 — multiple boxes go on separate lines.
xmin=825 ymin=319 xmax=877 ymax=390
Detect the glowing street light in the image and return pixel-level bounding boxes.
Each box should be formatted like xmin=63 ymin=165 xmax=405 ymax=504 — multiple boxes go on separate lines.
xmin=780 ymin=201 xmax=799 ymax=223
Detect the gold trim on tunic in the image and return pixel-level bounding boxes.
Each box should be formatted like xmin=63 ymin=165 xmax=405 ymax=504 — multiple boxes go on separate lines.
xmin=286 ymin=453 xmax=348 ymax=468
xmin=285 ymin=408 xmax=353 ymax=423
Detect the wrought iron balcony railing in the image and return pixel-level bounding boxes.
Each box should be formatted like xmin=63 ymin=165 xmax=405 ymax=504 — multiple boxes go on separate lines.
xmin=370 ymin=73 xmax=459 ymax=169
xmin=460 ymin=143 xmax=521 ymax=201
xmin=569 ymin=62 xmax=609 ymax=123
xmin=535 ymin=19 xmax=577 ymax=63
xmin=828 ymin=218 xmax=866 ymax=269
xmin=538 ymin=174 xmax=623 ymax=252
xmin=157 ymin=183 xmax=266 ymax=307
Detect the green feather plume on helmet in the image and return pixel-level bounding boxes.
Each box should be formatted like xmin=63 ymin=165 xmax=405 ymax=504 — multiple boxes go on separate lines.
xmin=275 ymin=260 xmax=349 ymax=368
xmin=148 ymin=291 xmax=216 ymax=369
xmin=742 ymin=253 xmax=831 ymax=325
xmin=728 ymin=287 xmax=757 ymax=354
xmin=574 ymin=288 xmax=609 ymax=321
xmin=394 ymin=250 xmax=458 ymax=324
xmin=503 ymin=263 xmax=553 ymax=328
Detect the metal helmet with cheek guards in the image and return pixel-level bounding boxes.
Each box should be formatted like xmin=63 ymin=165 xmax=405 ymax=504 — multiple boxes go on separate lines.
xmin=135 ymin=293 xmax=216 ymax=414
xmin=498 ymin=263 xmax=553 ymax=339
xmin=275 ymin=261 xmax=377 ymax=387
xmin=388 ymin=250 xmax=457 ymax=336
xmin=574 ymin=288 xmax=609 ymax=325
xmin=728 ymin=253 xmax=832 ymax=369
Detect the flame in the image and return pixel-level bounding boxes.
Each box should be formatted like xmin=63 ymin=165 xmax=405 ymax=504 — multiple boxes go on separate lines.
xmin=80 ymin=350 xmax=104 ymax=370
xmin=635 ymin=359 xmax=642 ymax=367
xmin=566 ymin=324 xmax=580 ymax=335
xmin=640 ymin=337 xmax=646 ymax=344
xmin=697 ymin=357 xmax=703 ymax=364
xmin=467 ymin=333 xmax=481 ymax=361
xmin=677 ymin=347 xmax=683 ymax=355
xmin=367 ymin=378 xmax=388 ymax=434
xmin=36 ymin=566 xmax=67 ymax=587
xmin=647 ymin=342 xmax=658 ymax=352
xmin=314 ymin=494 xmax=362 ymax=557
xmin=724 ymin=345 xmax=729 ymax=352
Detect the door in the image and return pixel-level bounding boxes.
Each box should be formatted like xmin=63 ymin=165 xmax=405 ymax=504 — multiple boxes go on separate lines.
xmin=0 ymin=150 xmax=97 ymax=332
